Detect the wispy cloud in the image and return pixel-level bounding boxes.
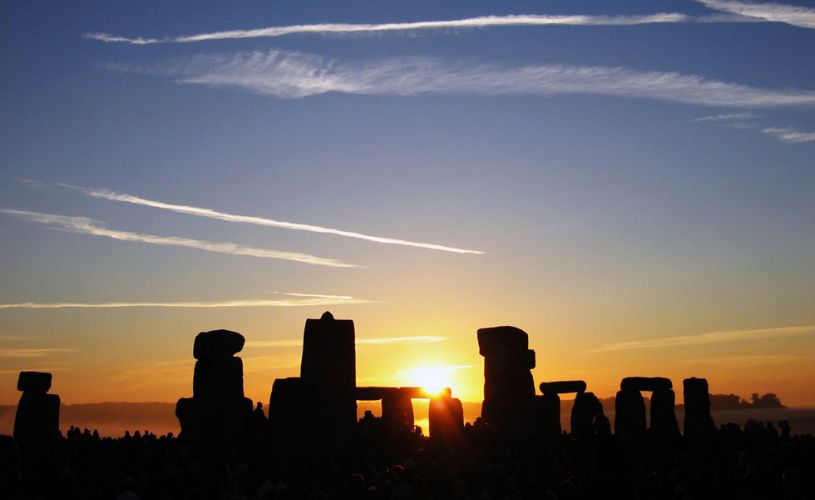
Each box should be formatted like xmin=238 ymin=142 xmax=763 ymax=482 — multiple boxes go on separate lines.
xmin=762 ymin=126 xmax=815 ymax=143
xmin=64 ymin=185 xmax=482 ymax=255
xmin=246 ymin=335 xmax=445 ymax=348
xmin=691 ymin=111 xmax=756 ymax=122
xmin=593 ymin=325 xmax=815 ymax=352
xmin=112 ymin=49 xmax=815 ymax=108
xmin=0 ymin=348 xmax=76 ymax=358
xmin=0 ymin=299 xmax=365 ymax=309
xmin=0 ymin=296 xmax=367 ymax=310
xmin=84 ymin=13 xmax=691 ymax=45
xmin=697 ymin=0 xmax=815 ymax=29
xmin=1 ymin=209 xmax=355 ymax=268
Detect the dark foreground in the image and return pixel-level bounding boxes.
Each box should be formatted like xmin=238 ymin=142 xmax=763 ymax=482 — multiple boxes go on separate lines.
xmin=1 ymin=418 xmax=814 ymax=500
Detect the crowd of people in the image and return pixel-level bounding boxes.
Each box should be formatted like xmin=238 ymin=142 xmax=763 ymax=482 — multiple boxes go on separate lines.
xmin=1 ymin=412 xmax=813 ymax=499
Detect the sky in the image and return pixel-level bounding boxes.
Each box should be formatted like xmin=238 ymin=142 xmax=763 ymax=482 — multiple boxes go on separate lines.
xmin=1 ymin=0 xmax=814 ymax=408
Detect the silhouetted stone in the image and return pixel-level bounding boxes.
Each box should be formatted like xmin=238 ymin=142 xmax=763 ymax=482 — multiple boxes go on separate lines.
xmin=382 ymin=395 xmax=415 ymax=430
xmin=177 ymin=329 xmax=252 ymax=444
xmin=17 ymin=371 xmax=52 ymax=393
xmin=534 ymin=393 xmax=562 ymax=435
xmin=300 ymin=311 xmax=357 ymax=444
xmin=13 ymin=371 xmax=60 ymax=450
xmin=571 ymin=391 xmax=604 ymax=436
xmin=176 ymin=396 xmax=252 ymax=444
xmin=477 ymin=326 xmax=528 ymax=356
xmin=650 ymin=389 xmax=680 ymax=439
xmin=193 ymin=329 xmax=245 ymax=360
xmin=620 ymin=377 xmax=672 ymax=392
xmin=683 ymin=377 xmax=715 ymax=439
xmin=477 ymin=326 xmax=535 ymax=435
xmin=355 ymin=387 xmax=427 ymax=400
xmin=540 ymin=380 xmax=587 ymax=395
xmin=614 ymin=389 xmax=646 ymax=437
xmin=429 ymin=389 xmax=463 ymax=446
xmin=193 ymin=357 xmax=244 ymax=400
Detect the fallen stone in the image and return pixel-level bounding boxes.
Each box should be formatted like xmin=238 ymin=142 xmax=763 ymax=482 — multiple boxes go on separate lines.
xmin=540 ymin=380 xmax=587 ymax=395
xmin=193 ymin=329 xmax=245 ymax=360
xmin=17 ymin=371 xmax=52 ymax=394
xmin=620 ymin=376 xmax=672 ymax=392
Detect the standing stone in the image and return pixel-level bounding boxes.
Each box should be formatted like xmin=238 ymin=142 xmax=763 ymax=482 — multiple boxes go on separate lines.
xmin=429 ymin=388 xmax=463 ymax=446
xmin=382 ymin=395 xmax=415 ymax=430
xmin=650 ymin=389 xmax=680 ymax=440
xmin=534 ymin=393 xmax=562 ymax=435
xmin=13 ymin=371 xmax=60 ymax=450
xmin=176 ymin=329 xmax=252 ymax=444
xmin=614 ymin=389 xmax=646 ymax=437
xmin=300 ymin=311 xmax=357 ymax=444
xmin=193 ymin=357 xmax=244 ymax=400
xmin=478 ymin=326 xmax=535 ymax=435
xmin=571 ymin=391 xmax=604 ymax=436
xmin=268 ymin=377 xmax=305 ymax=444
xmin=683 ymin=377 xmax=714 ymax=439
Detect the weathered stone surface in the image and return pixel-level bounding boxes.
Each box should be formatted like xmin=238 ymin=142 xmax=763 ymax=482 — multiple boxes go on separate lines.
xmin=382 ymin=395 xmax=415 ymax=429
xmin=571 ymin=391 xmax=604 ymax=436
xmin=477 ymin=326 xmax=528 ymax=356
xmin=193 ymin=329 xmax=245 ymax=360
xmin=683 ymin=377 xmax=714 ymax=439
xmin=17 ymin=371 xmax=52 ymax=393
xmin=650 ymin=389 xmax=680 ymax=439
xmin=540 ymin=380 xmax=587 ymax=395
xmin=429 ymin=391 xmax=463 ymax=446
xmin=14 ymin=392 xmax=60 ymax=449
xmin=620 ymin=377 xmax=672 ymax=392
xmin=300 ymin=312 xmax=357 ymax=442
xmin=614 ymin=389 xmax=646 ymax=437
xmin=534 ymin=393 xmax=562 ymax=435
xmin=193 ymin=357 xmax=244 ymax=400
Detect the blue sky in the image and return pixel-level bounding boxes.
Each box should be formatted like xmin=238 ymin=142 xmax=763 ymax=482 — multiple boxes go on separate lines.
xmin=1 ymin=0 xmax=814 ymax=405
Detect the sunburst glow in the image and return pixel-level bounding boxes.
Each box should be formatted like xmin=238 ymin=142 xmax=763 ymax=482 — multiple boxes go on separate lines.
xmin=404 ymin=365 xmax=471 ymax=397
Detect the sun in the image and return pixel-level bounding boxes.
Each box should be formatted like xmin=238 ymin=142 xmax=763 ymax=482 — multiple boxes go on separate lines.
xmin=405 ymin=366 xmax=458 ymax=397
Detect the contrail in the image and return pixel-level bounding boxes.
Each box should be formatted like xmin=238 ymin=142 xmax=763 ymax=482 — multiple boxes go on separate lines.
xmin=1 ymin=209 xmax=356 ymax=268
xmin=84 ymin=13 xmax=690 ymax=45
xmin=696 ymin=0 xmax=815 ymax=30
xmin=0 ymin=297 xmax=368 ymax=309
xmin=67 ymin=186 xmax=483 ymax=255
